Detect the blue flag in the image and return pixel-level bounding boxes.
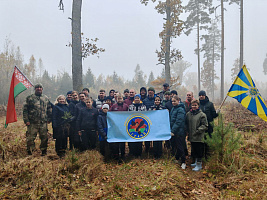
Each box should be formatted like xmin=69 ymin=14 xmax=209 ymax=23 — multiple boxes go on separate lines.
xmin=107 ymin=110 xmax=171 ymax=142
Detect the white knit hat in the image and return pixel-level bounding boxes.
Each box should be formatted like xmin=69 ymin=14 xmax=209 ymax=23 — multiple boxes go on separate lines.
xmin=102 ymin=104 xmax=109 ymax=110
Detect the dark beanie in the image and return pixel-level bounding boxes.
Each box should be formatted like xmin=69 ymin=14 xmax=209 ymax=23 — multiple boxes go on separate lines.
xmin=199 ymin=90 xmax=206 ymax=96
xmin=67 ymin=91 xmax=72 ymax=95
xmin=171 ymin=90 xmax=178 ymax=95
xmin=148 ymin=87 xmax=155 ymax=93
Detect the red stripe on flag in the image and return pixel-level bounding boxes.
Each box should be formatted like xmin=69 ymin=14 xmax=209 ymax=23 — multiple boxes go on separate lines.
xmin=5 ymin=72 xmax=17 ymax=125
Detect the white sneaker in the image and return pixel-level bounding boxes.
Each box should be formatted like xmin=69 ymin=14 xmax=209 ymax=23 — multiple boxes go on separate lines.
xmin=181 ymin=163 xmax=186 ymax=170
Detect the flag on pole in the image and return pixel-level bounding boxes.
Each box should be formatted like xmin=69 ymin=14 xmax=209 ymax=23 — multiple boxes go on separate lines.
xmin=227 ymin=65 xmax=267 ymax=121
xmin=5 ymin=66 xmax=33 ymax=127
xmin=107 ymin=110 xmax=171 ymax=143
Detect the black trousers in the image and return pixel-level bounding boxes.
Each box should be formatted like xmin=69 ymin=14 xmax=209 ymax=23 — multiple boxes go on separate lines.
xmin=69 ymin=123 xmax=76 ymax=150
xmin=170 ymin=135 xmax=185 ymax=163
xmin=80 ymin=130 xmax=97 ymax=151
xmin=191 ymin=142 xmax=204 ymax=162
xmin=55 ymin=127 xmax=68 ymax=155
xmin=110 ymin=142 xmax=125 ymax=160
xmin=100 ymin=140 xmax=109 ymax=157
xmin=128 ymin=142 xmax=142 ymax=157
xmin=153 ymin=141 xmax=162 ymax=158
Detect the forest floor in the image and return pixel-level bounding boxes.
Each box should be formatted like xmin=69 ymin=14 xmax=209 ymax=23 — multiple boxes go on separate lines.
xmin=0 ymin=102 xmax=266 ymax=199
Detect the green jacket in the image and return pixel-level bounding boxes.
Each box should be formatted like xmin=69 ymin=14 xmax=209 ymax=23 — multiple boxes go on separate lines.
xmin=23 ymin=93 xmax=52 ymax=124
xmin=186 ymin=109 xmax=208 ymax=143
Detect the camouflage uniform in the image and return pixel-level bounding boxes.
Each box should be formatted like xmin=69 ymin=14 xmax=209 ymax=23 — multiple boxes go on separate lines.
xmin=23 ymin=93 xmax=52 ymax=152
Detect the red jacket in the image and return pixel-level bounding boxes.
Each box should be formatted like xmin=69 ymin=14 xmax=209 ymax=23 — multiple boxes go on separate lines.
xmin=110 ymin=102 xmax=129 ymax=111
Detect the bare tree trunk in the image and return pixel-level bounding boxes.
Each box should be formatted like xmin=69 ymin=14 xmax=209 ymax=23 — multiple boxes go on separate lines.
xmin=197 ymin=21 xmax=200 ymax=92
xmin=240 ymin=0 xmax=243 ymax=69
xmin=165 ymin=0 xmax=171 ymax=85
xmin=196 ymin=0 xmax=200 ymax=92
xmin=72 ymin=0 xmax=83 ymax=91
xmin=220 ymin=0 xmax=224 ymax=102
xmin=212 ymin=31 xmax=215 ymax=100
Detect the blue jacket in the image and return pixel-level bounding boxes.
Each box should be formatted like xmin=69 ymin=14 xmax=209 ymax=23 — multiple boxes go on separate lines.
xmin=143 ymin=95 xmax=155 ymax=110
xmin=170 ymin=102 xmax=186 ymax=136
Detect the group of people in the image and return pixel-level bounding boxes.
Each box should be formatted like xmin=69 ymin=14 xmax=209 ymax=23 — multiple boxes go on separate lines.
xmin=23 ymin=82 xmax=219 ymax=171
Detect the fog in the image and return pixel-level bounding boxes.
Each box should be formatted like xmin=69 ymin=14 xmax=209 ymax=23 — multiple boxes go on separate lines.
xmin=0 ymin=0 xmax=267 ymax=83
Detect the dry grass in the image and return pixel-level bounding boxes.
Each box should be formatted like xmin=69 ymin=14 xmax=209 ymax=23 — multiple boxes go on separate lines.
xmin=0 ymin=103 xmax=266 ymax=199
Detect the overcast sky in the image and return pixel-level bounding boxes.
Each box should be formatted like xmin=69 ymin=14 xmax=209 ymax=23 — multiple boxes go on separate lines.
xmin=0 ymin=0 xmax=267 ymax=84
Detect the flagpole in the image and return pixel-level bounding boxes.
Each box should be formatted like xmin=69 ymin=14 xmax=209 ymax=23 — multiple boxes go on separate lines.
xmin=218 ymin=94 xmax=228 ymax=110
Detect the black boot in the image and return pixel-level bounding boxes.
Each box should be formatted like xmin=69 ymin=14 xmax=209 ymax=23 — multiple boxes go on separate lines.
xmin=41 ymin=150 xmax=47 ymax=156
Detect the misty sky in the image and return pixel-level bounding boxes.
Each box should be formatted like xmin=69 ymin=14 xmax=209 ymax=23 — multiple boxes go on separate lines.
xmin=0 ymin=0 xmax=267 ymax=84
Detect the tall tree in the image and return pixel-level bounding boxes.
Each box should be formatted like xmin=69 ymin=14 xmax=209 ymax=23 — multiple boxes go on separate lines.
xmin=38 ymin=58 xmax=44 ymax=78
xmin=83 ymin=67 xmax=95 ymax=88
xmin=60 ymin=0 xmax=105 ymax=91
xmin=147 ymin=71 xmax=155 ymax=87
xmin=201 ymin=18 xmax=221 ymax=99
xmin=133 ymin=64 xmax=146 ymax=88
xmin=201 ymin=60 xmax=219 ymax=97
xmin=231 ymin=58 xmax=240 ymax=81
xmin=141 ymin=0 xmax=183 ymax=85
xmin=184 ymin=0 xmax=212 ymax=91
xmin=71 ymin=0 xmax=83 ymax=91
xmin=171 ymin=60 xmax=191 ymax=85
xmin=217 ymin=0 xmax=240 ymax=101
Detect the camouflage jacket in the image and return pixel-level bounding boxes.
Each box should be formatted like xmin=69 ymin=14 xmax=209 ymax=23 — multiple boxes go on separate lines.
xmin=23 ymin=94 xmax=52 ymax=124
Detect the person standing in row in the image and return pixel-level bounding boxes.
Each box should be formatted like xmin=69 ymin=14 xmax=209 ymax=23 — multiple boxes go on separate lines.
xmin=186 ymin=99 xmax=208 ymax=171
xmin=23 ymin=83 xmax=52 ymax=156
xmin=52 ymin=95 xmax=70 ymax=157
xmin=149 ymin=96 xmax=166 ymax=158
xmin=76 ymin=97 xmax=99 ymax=151
xmin=128 ymin=94 xmax=147 ymax=157
xmin=170 ymin=95 xmax=186 ymax=169
xmin=97 ymin=104 xmax=109 ymax=158
xmin=110 ymin=93 xmax=129 ymax=161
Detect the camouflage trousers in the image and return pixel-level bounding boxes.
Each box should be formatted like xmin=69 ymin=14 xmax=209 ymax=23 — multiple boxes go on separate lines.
xmin=26 ymin=122 xmax=48 ymax=152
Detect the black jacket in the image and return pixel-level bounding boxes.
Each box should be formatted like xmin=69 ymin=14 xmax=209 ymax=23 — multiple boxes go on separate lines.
xmin=199 ymin=96 xmax=218 ymax=123
xmin=52 ymin=103 xmax=70 ymax=129
xmin=76 ymin=107 xmax=99 ymax=131
xmin=140 ymin=87 xmax=147 ymax=101
xmin=143 ymin=95 xmax=155 ymax=110
xmin=97 ymin=110 xmax=108 ymax=140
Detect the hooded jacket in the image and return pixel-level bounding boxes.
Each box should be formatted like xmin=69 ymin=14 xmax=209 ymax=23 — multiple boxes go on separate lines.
xmin=169 ymin=102 xmax=186 ymax=136
xmin=199 ymin=96 xmax=218 ymax=123
xmin=97 ymin=110 xmax=108 ymax=141
xmin=186 ymin=109 xmax=208 ymax=142
xmin=140 ymin=87 xmax=147 ymax=101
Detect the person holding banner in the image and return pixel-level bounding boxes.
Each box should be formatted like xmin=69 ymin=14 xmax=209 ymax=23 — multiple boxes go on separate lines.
xmin=110 ymin=94 xmax=129 ymax=161
xmin=149 ymin=96 xmax=166 ymax=158
xmin=169 ymin=95 xmax=186 ymax=169
xmin=97 ymin=104 xmax=109 ymax=158
xmin=23 ymin=83 xmax=52 ymax=156
xmin=128 ymin=94 xmax=147 ymax=157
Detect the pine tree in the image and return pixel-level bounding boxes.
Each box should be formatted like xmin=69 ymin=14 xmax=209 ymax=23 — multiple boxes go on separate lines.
xmin=205 ymin=114 xmax=242 ymax=173
xmin=231 ymin=58 xmax=240 ymax=81
xmin=201 ymin=18 xmax=221 ymax=99
xmin=147 ymin=71 xmax=155 ymax=87
xmin=171 ymin=60 xmax=191 ymax=85
xmin=83 ymin=67 xmax=95 ymax=88
xmin=201 ymin=60 xmax=219 ymax=97
xmin=184 ymin=0 xmax=212 ymax=91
